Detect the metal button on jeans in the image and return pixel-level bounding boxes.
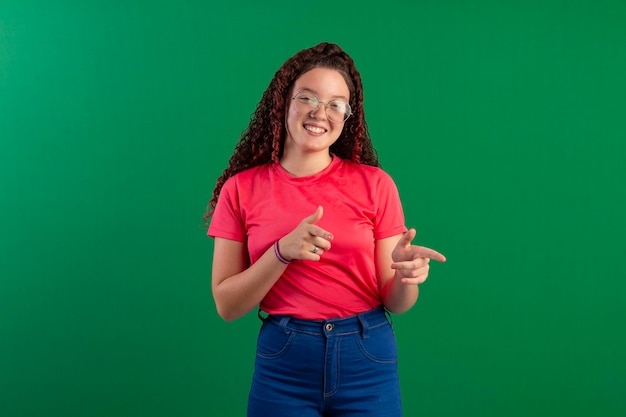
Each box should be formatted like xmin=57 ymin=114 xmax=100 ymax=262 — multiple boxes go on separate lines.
xmin=325 ymin=323 xmax=334 ymax=332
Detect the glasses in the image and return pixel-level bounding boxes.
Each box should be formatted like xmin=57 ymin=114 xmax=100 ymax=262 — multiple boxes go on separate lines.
xmin=291 ymin=91 xmax=352 ymax=123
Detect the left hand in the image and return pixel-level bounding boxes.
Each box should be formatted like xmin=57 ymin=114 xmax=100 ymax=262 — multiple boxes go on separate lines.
xmin=391 ymin=228 xmax=446 ymax=285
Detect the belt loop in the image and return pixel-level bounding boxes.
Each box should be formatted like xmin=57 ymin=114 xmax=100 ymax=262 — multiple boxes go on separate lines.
xmin=257 ymin=309 xmax=269 ymax=321
xmin=358 ymin=314 xmax=370 ymax=339
xmin=278 ymin=316 xmax=291 ymax=334
xmin=384 ymin=307 xmax=394 ymax=327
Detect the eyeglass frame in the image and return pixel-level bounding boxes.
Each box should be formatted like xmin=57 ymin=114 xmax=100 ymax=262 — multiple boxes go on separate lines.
xmin=290 ymin=91 xmax=352 ymax=123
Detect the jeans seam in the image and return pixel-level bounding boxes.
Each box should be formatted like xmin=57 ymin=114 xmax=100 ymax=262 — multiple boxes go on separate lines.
xmin=256 ymin=324 xmax=297 ymax=359
xmin=354 ymin=332 xmax=398 ymax=364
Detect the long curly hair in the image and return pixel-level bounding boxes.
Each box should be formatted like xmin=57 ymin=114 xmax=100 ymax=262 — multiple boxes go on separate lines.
xmin=204 ymin=42 xmax=379 ymax=224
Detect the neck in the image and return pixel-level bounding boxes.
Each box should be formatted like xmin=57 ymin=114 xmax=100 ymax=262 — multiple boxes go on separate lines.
xmin=279 ymin=152 xmax=333 ymax=177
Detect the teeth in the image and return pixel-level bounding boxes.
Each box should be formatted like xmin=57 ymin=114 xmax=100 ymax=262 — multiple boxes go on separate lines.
xmin=305 ymin=125 xmax=326 ymax=134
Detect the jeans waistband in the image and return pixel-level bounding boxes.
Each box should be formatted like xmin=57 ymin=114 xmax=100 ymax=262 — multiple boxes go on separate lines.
xmin=262 ymin=306 xmax=391 ymax=338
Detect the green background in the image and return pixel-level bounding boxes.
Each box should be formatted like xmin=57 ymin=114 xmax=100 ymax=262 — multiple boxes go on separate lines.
xmin=1 ymin=1 xmax=625 ymax=416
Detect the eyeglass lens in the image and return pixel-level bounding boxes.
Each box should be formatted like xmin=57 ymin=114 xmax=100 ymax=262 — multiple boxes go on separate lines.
xmin=293 ymin=93 xmax=351 ymax=123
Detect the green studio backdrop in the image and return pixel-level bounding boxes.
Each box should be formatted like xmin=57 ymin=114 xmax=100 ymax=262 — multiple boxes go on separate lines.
xmin=1 ymin=1 xmax=625 ymax=416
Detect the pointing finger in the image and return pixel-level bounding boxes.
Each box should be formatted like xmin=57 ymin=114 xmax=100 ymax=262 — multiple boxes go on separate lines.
xmin=413 ymin=246 xmax=446 ymax=263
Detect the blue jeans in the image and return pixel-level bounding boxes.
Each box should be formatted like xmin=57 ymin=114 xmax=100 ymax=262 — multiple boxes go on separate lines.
xmin=248 ymin=307 xmax=402 ymax=417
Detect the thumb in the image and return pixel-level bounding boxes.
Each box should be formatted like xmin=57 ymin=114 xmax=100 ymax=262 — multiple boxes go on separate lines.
xmin=399 ymin=228 xmax=416 ymax=247
xmin=304 ymin=205 xmax=324 ymax=224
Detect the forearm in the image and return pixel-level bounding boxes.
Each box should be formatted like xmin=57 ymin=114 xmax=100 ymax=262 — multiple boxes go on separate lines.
xmin=381 ymin=272 xmax=419 ymax=314
xmin=213 ymin=246 xmax=287 ymax=322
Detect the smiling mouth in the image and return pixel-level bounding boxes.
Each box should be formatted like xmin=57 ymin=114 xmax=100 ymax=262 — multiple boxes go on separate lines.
xmin=304 ymin=124 xmax=327 ymax=134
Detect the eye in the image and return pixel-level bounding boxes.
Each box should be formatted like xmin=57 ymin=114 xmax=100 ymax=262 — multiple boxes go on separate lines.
xmin=328 ymin=101 xmax=348 ymax=112
xmin=297 ymin=95 xmax=317 ymax=104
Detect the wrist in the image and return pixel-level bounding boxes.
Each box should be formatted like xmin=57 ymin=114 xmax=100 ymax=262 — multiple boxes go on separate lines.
xmin=273 ymin=240 xmax=292 ymax=264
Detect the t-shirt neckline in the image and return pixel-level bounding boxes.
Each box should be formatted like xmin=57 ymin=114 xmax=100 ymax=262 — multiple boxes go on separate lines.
xmin=272 ymin=155 xmax=341 ymax=184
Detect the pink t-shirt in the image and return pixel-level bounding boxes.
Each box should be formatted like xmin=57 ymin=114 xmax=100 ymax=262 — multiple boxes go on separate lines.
xmin=208 ymin=156 xmax=407 ymax=319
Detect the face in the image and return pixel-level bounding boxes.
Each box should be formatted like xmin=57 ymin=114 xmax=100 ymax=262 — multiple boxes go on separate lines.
xmin=284 ymin=67 xmax=351 ymax=157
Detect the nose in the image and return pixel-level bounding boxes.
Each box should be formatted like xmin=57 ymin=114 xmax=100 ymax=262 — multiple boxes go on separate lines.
xmin=309 ymin=103 xmax=326 ymax=120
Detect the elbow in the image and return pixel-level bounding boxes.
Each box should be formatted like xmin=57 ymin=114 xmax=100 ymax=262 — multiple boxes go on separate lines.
xmin=214 ymin=297 xmax=246 ymax=322
xmin=212 ymin=282 xmax=255 ymax=322
xmin=215 ymin=303 xmax=238 ymax=322
xmin=219 ymin=313 xmax=238 ymax=323
xmin=212 ymin=287 xmax=236 ymax=322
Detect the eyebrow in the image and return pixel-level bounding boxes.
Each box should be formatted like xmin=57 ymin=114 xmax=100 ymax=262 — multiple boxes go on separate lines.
xmin=297 ymin=88 xmax=349 ymax=101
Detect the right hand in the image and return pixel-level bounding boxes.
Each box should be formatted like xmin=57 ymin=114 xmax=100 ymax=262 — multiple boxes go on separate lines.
xmin=277 ymin=206 xmax=333 ymax=262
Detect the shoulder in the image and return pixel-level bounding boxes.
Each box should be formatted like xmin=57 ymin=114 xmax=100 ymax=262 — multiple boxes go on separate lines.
xmin=222 ymin=164 xmax=272 ymax=189
xmin=337 ymin=158 xmax=395 ymax=184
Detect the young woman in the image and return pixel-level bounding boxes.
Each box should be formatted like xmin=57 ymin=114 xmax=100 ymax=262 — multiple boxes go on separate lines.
xmin=205 ymin=42 xmax=446 ymax=417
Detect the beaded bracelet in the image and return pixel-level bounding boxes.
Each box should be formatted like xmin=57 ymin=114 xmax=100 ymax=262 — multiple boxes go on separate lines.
xmin=273 ymin=240 xmax=292 ymax=264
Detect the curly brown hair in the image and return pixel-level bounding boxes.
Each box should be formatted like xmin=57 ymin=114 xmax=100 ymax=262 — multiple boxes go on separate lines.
xmin=204 ymin=42 xmax=379 ymax=224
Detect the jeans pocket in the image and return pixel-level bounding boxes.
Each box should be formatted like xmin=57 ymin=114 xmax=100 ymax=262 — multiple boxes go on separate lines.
xmin=355 ymin=323 xmax=398 ymax=364
xmin=256 ymin=321 xmax=296 ymax=359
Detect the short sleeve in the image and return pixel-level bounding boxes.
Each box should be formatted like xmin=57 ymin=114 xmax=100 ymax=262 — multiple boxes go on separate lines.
xmin=207 ymin=176 xmax=247 ymax=242
xmin=373 ymin=171 xmax=407 ymax=240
